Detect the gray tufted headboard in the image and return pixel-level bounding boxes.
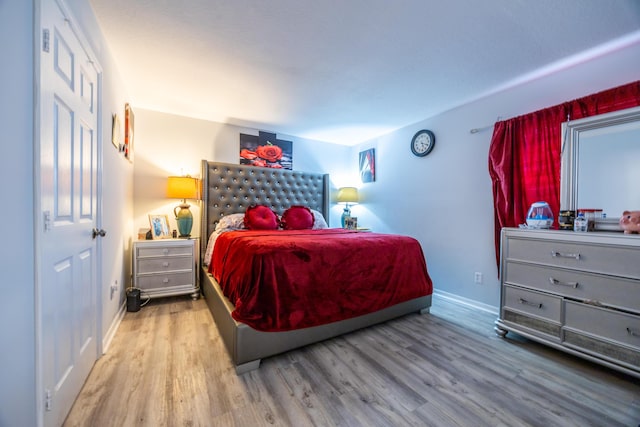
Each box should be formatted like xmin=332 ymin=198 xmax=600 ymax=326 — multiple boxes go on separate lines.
xmin=200 ymin=160 xmax=330 ymax=261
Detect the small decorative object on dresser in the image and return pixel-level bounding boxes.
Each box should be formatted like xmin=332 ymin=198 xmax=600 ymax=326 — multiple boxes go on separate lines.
xmin=132 ymin=238 xmax=199 ymax=301
xmin=620 ymin=210 xmax=640 ymax=234
xmin=495 ymin=228 xmax=640 ymax=378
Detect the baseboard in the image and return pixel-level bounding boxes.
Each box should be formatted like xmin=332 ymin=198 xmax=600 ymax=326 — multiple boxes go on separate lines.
xmin=433 ymin=289 xmax=499 ymax=316
xmin=102 ymin=301 xmax=126 ymax=354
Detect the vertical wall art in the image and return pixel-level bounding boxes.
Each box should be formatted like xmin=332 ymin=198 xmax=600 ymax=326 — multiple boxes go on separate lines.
xmin=111 ymin=113 xmax=121 ymax=150
xmin=239 ymin=131 xmax=292 ymax=169
xmin=359 ymin=148 xmax=375 ymax=183
xmin=124 ymin=103 xmax=135 ymax=162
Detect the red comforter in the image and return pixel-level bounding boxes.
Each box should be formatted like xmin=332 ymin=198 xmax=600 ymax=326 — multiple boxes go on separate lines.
xmin=209 ymin=229 xmax=432 ymax=332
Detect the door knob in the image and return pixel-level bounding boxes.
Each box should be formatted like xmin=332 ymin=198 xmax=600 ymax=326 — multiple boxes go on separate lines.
xmin=92 ymin=228 xmax=106 ymax=239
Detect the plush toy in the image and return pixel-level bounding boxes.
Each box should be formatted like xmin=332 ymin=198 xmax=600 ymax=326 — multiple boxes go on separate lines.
xmin=619 ymin=210 xmax=640 ymax=234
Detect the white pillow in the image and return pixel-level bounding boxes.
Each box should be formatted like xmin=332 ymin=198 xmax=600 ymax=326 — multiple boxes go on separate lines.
xmin=215 ymin=213 xmax=246 ymax=231
xmin=310 ymin=209 xmax=329 ymax=229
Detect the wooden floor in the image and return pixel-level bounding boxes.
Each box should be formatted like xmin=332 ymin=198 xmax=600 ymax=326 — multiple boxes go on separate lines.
xmin=64 ymin=295 xmax=640 ymax=427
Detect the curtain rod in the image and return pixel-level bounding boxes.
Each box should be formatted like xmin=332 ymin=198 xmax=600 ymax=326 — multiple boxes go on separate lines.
xmin=469 ymin=116 xmax=502 ymax=134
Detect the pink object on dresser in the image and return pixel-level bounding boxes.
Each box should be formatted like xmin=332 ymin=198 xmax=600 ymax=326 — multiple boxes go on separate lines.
xmin=619 ymin=210 xmax=640 ymax=234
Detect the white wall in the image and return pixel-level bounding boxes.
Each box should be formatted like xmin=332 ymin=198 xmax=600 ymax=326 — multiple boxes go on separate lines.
xmin=352 ymin=37 xmax=640 ymax=311
xmin=0 ymin=2 xmax=36 ymax=426
xmin=131 ymin=109 xmax=351 ymax=245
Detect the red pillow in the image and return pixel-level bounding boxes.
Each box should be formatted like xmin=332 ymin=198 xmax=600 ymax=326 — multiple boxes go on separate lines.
xmin=244 ymin=205 xmax=279 ymax=230
xmin=281 ymin=206 xmax=314 ymax=230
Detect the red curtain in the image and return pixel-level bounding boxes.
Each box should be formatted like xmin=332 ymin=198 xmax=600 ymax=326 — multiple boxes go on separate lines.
xmin=488 ymin=81 xmax=640 ymax=268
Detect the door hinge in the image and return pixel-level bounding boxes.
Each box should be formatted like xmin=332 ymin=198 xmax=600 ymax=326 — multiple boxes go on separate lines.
xmin=42 ymin=29 xmax=50 ymax=53
xmin=45 ymin=388 xmax=52 ymax=411
xmin=43 ymin=210 xmax=52 ymax=232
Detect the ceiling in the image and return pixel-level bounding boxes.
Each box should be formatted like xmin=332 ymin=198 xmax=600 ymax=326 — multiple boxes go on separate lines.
xmin=88 ymin=0 xmax=640 ymax=145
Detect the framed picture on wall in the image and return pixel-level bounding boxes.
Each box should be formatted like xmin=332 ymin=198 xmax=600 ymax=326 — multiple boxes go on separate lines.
xmin=111 ymin=113 xmax=121 ymax=150
xmin=148 ymin=214 xmax=171 ymax=239
xmin=124 ymin=103 xmax=135 ymax=162
xmin=359 ymin=148 xmax=375 ymax=183
xmin=239 ymin=131 xmax=293 ymax=169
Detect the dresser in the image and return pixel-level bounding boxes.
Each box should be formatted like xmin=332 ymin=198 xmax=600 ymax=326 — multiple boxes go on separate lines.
xmin=133 ymin=238 xmax=199 ymax=300
xmin=495 ymin=228 xmax=640 ymax=378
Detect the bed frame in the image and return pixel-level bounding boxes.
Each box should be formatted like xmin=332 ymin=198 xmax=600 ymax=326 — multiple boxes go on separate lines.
xmin=199 ymin=160 xmax=432 ymax=374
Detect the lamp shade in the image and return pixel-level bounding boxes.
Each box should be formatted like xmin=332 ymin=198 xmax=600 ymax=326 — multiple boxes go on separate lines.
xmin=337 ymin=187 xmax=359 ymax=204
xmin=166 ymin=176 xmax=199 ymax=200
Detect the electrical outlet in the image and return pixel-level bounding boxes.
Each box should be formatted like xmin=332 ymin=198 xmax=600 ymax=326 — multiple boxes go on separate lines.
xmin=474 ymin=272 xmax=483 ymax=284
xmin=110 ymin=280 xmax=119 ymax=299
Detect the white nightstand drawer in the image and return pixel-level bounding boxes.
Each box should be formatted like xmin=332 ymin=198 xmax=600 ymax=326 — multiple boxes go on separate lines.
xmin=136 ymin=257 xmax=192 ymax=274
xmin=136 ymin=272 xmax=194 ymax=290
xmin=136 ymin=245 xmax=193 ymax=258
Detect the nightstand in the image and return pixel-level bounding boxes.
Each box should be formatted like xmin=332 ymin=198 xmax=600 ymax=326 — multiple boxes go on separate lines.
xmin=132 ymin=238 xmax=199 ymax=300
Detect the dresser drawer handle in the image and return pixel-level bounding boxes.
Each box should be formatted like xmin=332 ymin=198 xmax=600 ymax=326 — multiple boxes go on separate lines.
xmin=163 ymin=278 xmax=170 ymax=283
xmin=162 ymin=249 xmax=169 ymax=255
xmin=518 ymin=298 xmax=542 ymax=309
xmin=548 ymin=277 xmax=578 ymax=288
xmin=627 ymin=327 xmax=640 ymax=337
xmin=550 ymin=251 xmax=580 ymax=260
xmin=162 ymin=262 xmax=169 ymax=267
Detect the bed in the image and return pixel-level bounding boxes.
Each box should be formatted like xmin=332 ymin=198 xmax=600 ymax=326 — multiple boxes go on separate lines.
xmin=200 ymin=160 xmax=433 ymax=374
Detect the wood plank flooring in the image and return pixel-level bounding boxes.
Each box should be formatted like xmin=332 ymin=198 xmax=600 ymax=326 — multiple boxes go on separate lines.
xmin=64 ymin=296 xmax=640 ymax=427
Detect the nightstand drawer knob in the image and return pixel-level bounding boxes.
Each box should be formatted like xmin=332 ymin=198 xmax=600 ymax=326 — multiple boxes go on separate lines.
xmin=162 ymin=262 xmax=169 ymax=267
xmin=163 ymin=278 xmax=170 ymax=283
xmin=162 ymin=249 xmax=169 ymax=255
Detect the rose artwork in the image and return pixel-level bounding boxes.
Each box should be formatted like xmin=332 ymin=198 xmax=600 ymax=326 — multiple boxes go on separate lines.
xmin=256 ymin=144 xmax=283 ymax=162
xmin=619 ymin=210 xmax=640 ymax=234
xmin=239 ymin=132 xmax=292 ymax=169
xmin=241 ymin=143 xmax=284 ymax=168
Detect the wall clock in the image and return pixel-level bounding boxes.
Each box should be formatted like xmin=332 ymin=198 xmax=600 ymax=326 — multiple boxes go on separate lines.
xmin=410 ymin=129 xmax=435 ymax=157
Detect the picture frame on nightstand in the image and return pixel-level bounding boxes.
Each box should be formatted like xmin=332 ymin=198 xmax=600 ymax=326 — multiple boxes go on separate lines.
xmin=148 ymin=214 xmax=171 ymax=239
xmin=345 ymin=216 xmax=358 ymax=230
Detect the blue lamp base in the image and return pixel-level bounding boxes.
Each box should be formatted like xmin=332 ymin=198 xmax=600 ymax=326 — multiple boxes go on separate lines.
xmin=341 ymin=205 xmax=351 ymax=228
xmin=174 ymin=203 xmax=193 ymax=237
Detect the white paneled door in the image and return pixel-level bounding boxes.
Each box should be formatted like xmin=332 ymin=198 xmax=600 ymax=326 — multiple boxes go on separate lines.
xmin=38 ymin=0 xmax=102 ymax=425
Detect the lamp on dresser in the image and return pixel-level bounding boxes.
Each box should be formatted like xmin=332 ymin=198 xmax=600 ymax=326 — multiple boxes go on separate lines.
xmin=166 ymin=175 xmax=199 ymax=237
xmin=337 ymin=186 xmax=359 ymax=228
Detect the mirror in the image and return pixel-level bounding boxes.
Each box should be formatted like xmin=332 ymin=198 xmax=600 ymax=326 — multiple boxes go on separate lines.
xmin=561 ymin=105 xmax=640 ymax=219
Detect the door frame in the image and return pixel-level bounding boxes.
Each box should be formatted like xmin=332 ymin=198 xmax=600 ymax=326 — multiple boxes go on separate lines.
xmin=33 ymin=0 xmax=104 ymax=424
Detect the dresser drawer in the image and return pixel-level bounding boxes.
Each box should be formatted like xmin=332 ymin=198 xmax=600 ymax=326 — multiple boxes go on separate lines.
xmin=136 ymin=257 xmax=193 ymax=274
xmin=505 ymin=237 xmax=640 ymax=279
xmin=504 ymin=261 xmax=640 ymax=313
xmin=565 ymin=301 xmax=640 ymax=350
xmin=136 ymin=245 xmax=193 ymax=258
xmin=503 ymin=285 xmax=562 ymax=323
xmin=136 ymin=272 xmax=194 ymax=290
xmin=564 ymin=301 xmax=640 ymax=369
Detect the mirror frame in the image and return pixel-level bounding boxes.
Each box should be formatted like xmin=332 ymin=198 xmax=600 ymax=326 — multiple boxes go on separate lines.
xmin=560 ymin=105 xmax=640 ymax=213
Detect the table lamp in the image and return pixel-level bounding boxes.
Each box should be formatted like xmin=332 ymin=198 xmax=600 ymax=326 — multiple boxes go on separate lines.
xmin=166 ymin=176 xmax=199 ymax=237
xmin=337 ymin=187 xmax=359 ymax=228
